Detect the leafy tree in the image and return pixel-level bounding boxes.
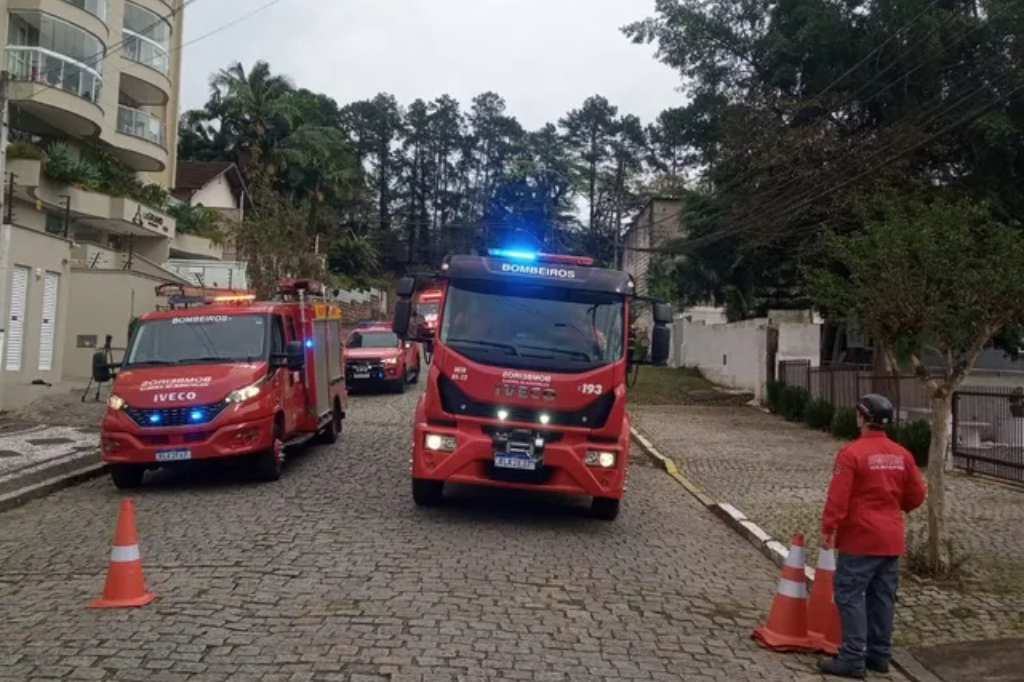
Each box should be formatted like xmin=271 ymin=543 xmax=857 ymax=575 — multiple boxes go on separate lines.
xmin=804 ymin=193 xmax=1024 ymax=574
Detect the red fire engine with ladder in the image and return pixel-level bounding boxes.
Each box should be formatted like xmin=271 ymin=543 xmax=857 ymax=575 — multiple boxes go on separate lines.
xmin=92 ymin=279 xmax=347 ymax=489
xmin=391 ymin=248 xmax=673 ymax=520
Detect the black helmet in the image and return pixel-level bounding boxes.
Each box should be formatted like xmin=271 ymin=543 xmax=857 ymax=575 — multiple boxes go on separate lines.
xmin=857 ymin=394 xmax=893 ymax=427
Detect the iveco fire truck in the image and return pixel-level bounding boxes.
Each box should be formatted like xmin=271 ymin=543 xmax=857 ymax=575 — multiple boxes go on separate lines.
xmin=392 ymin=249 xmax=672 ymax=520
xmin=92 ymin=280 xmax=347 ymax=489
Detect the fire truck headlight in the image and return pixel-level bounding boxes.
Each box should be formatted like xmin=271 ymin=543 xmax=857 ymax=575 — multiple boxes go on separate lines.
xmin=424 ymin=434 xmax=456 ymax=452
xmin=226 ymin=383 xmax=261 ymax=404
xmin=539 ymin=413 xmax=551 ymax=425
xmin=497 ymin=409 xmax=509 ymax=421
xmin=584 ymin=450 xmax=616 ymax=468
xmin=107 ymin=394 xmax=125 ymax=411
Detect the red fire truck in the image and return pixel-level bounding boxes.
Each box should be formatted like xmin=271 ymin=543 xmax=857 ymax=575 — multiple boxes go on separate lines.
xmin=391 ymin=249 xmax=672 ymax=520
xmin=92 ymin=280 xmax=347 ymax=489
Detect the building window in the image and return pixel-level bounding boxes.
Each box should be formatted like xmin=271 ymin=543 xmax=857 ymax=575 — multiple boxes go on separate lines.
xmin=45 ymin=211 xmax=65 ymax=236
xmin=122 ymin=3 xmax=170 ymax=75
xmin=61 ymin=0 xmax=107 ymax=23
xmin=5 ymin=11 xmax=104 ymax=103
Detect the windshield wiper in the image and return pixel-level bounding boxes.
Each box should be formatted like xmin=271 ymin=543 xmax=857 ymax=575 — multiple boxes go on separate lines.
xmin=446 ymin=338 xmax=519 ymax=356
xmin=175 ymin=356 xmax=248 ymax=364
xmin=517 ymin=344 xmax=592 ymax=362
xmin=125 ymin=360 xmax=175 ymax=368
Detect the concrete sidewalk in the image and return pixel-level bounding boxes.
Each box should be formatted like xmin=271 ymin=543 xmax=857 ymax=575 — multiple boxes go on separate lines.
xmin=631 ymin=403 xmax=1024 ymax=650
xmin=0 ymin=390 xmax=105 ymax=510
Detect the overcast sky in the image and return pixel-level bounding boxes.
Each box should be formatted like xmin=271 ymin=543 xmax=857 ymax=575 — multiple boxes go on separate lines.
xmin=179 ymin=0 xmax=686 ymax=130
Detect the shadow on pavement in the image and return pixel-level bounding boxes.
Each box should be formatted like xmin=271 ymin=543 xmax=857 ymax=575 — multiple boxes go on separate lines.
xmin=910 ymin=637 xmax=1024 ymax=682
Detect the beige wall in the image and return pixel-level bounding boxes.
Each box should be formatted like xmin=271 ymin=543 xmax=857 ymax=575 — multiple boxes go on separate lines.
xmin=0 ymin=225 xmax=73 ymax=410
xmin=191 ymin=174 xmax=237 ymax=209
xmin=63 ymin=269 xmax=167 ymax=380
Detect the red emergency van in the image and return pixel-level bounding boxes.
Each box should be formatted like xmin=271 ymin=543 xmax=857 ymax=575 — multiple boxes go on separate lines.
xmin=92 ymin=280 xmax=347 ymax=489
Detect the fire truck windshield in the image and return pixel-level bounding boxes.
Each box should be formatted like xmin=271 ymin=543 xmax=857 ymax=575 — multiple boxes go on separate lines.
xmin=125 ymin=314 xmax=267 ymax=367
xmin=347 ymin=330 xmax=399 ymax=348
xmin=439 ymin=279 xmax=624 ymax=372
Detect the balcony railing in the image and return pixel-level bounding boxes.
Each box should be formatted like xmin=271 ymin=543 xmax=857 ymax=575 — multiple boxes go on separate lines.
xmin=117 ymin=105 xmax=167 ymax=147
xmin=121 ymin=29 xmax=170 ymax=76
xmin=4 ymin=46 xmax=103 ymax=104
xmin=63 ymin=0 xmax=108 ymax=23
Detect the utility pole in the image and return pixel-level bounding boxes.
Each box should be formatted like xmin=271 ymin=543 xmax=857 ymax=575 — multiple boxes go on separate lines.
xmin=0 ymin=71 xmax=10 ymax=412
xmin=0 ymin=71 xmax=9 ymax=226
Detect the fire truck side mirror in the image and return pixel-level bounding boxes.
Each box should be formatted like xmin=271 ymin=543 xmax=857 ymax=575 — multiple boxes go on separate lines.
xmin=651 ymin=326 xmax=671 ymax=367
xmin=396 ymin=276 xmax=416 ymax=298
xmin=91 ymin=351 xmax=113 ymax=383
xmin=653 ymin=302 xmax=673 ymax=326
xmin=393 ymin=298 xmax=413 ymax=338
xmin=272 ymin=340 xmax=306 ymax=370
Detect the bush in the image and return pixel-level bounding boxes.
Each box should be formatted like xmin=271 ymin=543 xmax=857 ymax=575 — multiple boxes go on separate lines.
xmin=886 ymin=420 xmax=931 ymax=467
xmin=831 ymin=407 xmax=860 ymax=440
xmin=43 ymin=141 xmax=100 ymax=189
xmin=804 ymin=397 xmax=836 ymax=431
xmin=780 ymin=385 xmax=810 ymax=422
xmin=766 ymin=379 xmax=784 ymax=412
xmin=6 ymin=140 xmax=45 ymax=161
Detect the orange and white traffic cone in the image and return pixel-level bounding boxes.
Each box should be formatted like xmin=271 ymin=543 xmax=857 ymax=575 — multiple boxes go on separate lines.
xmin=807 ymin=546 xmax=842 ymax=654
xmin=89 ymin=498 xmax=156 ymax=609
xmin=752 ymin=532 xmax=815 ymax=652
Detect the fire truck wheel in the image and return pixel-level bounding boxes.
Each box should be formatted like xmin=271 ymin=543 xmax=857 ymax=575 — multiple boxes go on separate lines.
xmin=316 ymin=402 xmax=342 ymax=445
xmin=590 ymin=496 xmax=621 ymax=521
xmin=253 ymin=425 xmax=284 ymax=482
xmin=109 ymin=464 xmax=145 ymax=490
xmin=412 ymin=478 xmax=444 ymax=506
xmin=410 ymin=361 xmax=421 ymax=384
xmin=391 ymin=376 xmax=408 ymax=394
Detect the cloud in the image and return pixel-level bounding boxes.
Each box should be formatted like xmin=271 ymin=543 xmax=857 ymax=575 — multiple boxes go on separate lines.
xmin=179 ymin=0 xmax=684 ymax=128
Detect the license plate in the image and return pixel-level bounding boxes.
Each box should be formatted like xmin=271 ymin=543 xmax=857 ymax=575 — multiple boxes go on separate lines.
xmin=494 ymin=453 xmax=537 ymax=470
xmin=155 ymin=448 xmax=191 ymax=462
xmin=353 ymin=372 xmax=370 ymax=379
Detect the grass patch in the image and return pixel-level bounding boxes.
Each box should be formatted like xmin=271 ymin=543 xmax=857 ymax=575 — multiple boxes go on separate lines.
xmin=627 ymin=365 xmax=716 ymax=405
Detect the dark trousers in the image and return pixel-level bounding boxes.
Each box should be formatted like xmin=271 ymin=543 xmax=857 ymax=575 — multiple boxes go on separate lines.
xmin=833 ymin=553 xmax=900 ymax=667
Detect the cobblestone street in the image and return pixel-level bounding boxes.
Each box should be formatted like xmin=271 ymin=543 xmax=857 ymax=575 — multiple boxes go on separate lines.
xmin=632 ymin=404 xmax=1024 ymax=649
xmin=0 ymin=385 xmax=869 ymax=681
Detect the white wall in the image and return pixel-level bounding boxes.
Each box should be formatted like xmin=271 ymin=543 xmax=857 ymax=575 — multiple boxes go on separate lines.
xmin=190 ymin=174 xmax=237 ymax=211
xmin=676 ymin=312 xmax=822 ymax=402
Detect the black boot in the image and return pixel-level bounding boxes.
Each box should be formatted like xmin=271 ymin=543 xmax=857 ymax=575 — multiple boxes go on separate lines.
xmin=817 ymin=657 xmax=866 ymax=679
xmin=866 ymin=657 xmax=891 ymax=673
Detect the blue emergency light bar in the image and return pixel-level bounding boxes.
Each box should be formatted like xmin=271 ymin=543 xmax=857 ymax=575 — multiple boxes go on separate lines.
xmin=487 ymin=248 xmax=594 ymax=267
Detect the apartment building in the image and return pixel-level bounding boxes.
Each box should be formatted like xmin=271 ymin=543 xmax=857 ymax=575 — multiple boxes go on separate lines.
xmin=621 ymin=197 xmax=685 ymax=329
xmin=0 ymin=0 xmax=211 ymax=408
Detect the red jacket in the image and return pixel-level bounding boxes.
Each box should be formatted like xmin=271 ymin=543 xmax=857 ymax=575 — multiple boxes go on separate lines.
xmin=821 ymin=430 xmax=927 ymax=556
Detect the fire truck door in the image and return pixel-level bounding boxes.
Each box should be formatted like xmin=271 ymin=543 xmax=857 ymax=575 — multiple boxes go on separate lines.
xmin=272 ymin=314 xmax=302 ymax=434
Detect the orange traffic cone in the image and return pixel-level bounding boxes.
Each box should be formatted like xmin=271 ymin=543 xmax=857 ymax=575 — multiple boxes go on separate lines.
xmin=807 ymin=547 xmax=842 ymax=654
xmin=752 ymin=533 xmax=815 ymax=652
xmin=89 ymin=498 xmax=156 ymax=608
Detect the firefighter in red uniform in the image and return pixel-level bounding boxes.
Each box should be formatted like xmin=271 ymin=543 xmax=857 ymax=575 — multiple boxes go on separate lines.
xmin=818 ymin=394 xmax=927 ymax=679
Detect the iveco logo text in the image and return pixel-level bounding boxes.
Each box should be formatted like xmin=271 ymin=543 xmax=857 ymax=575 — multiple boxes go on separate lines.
xmin=153 ymin=392 xmax=197 ymax=402
xmin=500 ymin=263 xmax=575 ymax=279
xmin=494 ymin=384 xmax=556 ymax=401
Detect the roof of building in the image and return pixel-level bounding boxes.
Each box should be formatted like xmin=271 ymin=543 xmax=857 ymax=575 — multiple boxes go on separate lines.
xmin=173 ymin=161 xmax=253 ymax=209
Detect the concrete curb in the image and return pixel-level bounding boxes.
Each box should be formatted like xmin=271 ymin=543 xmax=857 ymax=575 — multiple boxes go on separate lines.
xmin=630 ymin=425 xmax=930 ymax=682
xmin=0 ymin=462 xmax=107 ymax=514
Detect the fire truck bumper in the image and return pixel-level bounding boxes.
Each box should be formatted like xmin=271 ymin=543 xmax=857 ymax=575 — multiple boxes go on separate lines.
xmin=100 ymin=415 xmax=276 ymax=465
xmin=411 ymin=421 xmax=627 ymax=499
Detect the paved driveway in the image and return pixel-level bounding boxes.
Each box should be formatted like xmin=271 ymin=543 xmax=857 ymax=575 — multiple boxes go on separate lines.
xmin=1 ymin=385 xmax=863 ymax=681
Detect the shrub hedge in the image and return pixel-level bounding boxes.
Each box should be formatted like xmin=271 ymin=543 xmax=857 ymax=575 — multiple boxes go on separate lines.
xmin=765 ymin=383 xmax=932 ymax=465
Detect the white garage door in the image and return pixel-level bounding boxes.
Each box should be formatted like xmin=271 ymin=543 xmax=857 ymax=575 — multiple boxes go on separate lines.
xmin=38 ymin=271 xmax=60 ymax=371
xmin=5 ymin=266 xmax=29 ymax=371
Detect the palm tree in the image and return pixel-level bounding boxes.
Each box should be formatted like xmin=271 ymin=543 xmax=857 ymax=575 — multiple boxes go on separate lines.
xmin=209 ymin=60 xmax=297 ymax=171
xmin=274 ymin=126 xmax=360 ymax=236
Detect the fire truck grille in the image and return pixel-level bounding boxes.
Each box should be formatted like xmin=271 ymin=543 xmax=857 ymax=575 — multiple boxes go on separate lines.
xmin=438 ymin=375 xmax=615 ymax=428
xmin=124 ymin=401 xmax=230 ymax=428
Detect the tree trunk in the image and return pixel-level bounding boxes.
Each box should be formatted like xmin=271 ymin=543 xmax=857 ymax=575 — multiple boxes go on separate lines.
xmin=926 ymin=390 xmax=952 ymax=573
